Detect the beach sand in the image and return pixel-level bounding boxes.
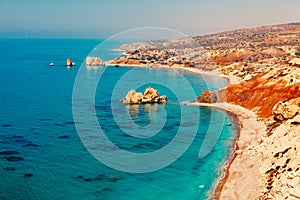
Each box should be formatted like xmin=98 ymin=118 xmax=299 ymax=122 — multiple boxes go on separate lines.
xmin=188 ymin=102 xmax=266 ymax=200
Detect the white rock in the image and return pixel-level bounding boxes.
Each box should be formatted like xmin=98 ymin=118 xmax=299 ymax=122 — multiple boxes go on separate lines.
xmin=236 ymin=149 xmax=243 ymax=155
xmin=86 ymin=56 xmax=103 ymax=66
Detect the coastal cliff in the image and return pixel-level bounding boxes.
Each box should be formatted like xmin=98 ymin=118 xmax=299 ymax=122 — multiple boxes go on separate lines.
xmin=110 ymin=23 xmax=300 ymax=199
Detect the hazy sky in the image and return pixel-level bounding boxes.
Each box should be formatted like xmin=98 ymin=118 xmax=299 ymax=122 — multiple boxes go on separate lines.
xmin=0 ymin=0 xmax=299 ymax=38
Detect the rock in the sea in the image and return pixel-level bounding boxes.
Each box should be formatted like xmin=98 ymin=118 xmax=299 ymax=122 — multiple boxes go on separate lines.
xmin=23 ymin=173 xmax=33 ymax=178
xmin=124 ymin=90 xmax=143 ymax=104
xmin=23 ymin=142 xmax=39 ymax=147
xmin=159 ymin=95 xmax=167 ymax=104
xmin=84 ymin=178 xmax=93 ymax=182
xmin=122 ymin=87 xmax=167 ymax=104
xmin=142 ymin=87 xmax=160 ymax=103
xmin=76 ymin=175 xmax=84 ymax=179
xmin=66 ymin=58 xmax=75 ymax=66
xmin=0 ymin=150 xmax=19 ymax=155
xmin=108 ymin=177 xmax=120 ymax=182
xmin=86 ymin=56 xmax=103 ymax=66
xmin=4 ymin=167 xmax=16 ymax=171
xmin=197 ymin=90 xmax=218 ymax=103
xmin=5 ymin=156 xmax=24 ymax=162
xmin=58 ymin=135 xmax=70 ymax=139
xmin=273 ymin=100 xmax=299 ymax=120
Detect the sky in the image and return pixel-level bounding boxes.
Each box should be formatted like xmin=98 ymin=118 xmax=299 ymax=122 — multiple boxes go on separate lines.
xmin=0 ymin=0 xmax=299 ymax=39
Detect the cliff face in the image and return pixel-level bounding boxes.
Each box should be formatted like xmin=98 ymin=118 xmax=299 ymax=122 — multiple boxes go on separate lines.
xmin=258 ymin=98 xmax=300 ymax=199
xmin=215 ymin=70 xmax=300 ymax=199
xmin=217 ymin=68 xmax=300 ymax=118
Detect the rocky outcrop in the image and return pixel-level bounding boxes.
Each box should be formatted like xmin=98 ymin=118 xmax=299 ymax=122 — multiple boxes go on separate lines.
xmin=258 ymin=114 xmax=300 ymax=200
xmin=66 ymin=58 xmax=75 ymax=66
xmin=86 ymin=56 xmax=103 ymax=66
xmin=217 ymin=69 xmax=300 ymax=118
xmin=273 ymin=98 xmax=300 ymax=120
xmin=110 ymin=57 xmax=142 ymax=66
xmin=197 ymin=90 xmax=218 ymax=103
xmin=124 ymin=90 xmax=143 ymax=104
xmin=142 ymin=87 xmax=161 ymax=103
xmin=122 ymin=87 xmax=167 ymax=104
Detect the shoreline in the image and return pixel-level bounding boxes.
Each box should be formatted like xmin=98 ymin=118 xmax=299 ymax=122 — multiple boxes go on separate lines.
xmin=104 ymin=61 xmax=241 ymax=85
xmin=104 ymin=62 xmax=263 ymax=199
xmin=188 ymin=102 xmax=266 ymax=199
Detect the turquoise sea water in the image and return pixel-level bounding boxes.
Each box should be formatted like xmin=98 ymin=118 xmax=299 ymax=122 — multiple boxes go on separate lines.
xmin=0 ymin=39 xmax=237 ymax=200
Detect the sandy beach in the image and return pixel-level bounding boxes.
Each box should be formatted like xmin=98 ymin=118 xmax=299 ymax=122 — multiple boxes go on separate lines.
xmin=188 ymin=102 xmax=266 ymax=199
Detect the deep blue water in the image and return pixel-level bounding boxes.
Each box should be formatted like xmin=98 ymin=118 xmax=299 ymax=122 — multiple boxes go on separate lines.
xmin=0 ymin=39 xmax=237 ymax=200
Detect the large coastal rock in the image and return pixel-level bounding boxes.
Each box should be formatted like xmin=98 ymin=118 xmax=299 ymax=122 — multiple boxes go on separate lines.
xmin=142 ymin=87 xmax=160 ymax=103
xmin=197 ymin=90 xmax=218 ymax=103
xmin=124 ymin=90 xmax=143 ymax=104
xmin=66 ymin=58 xmax=75 ymax=66
xmin=273 ymin=98 xmax=300 ymax=120
xmin=122 ymin=87 xmax=167 ymax=104
xmin=86 ymin=56 xmax=103 ymax=66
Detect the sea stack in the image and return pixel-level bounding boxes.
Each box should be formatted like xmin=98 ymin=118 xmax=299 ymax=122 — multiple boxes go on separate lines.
xmin=86 ymin=56 xmax=103 ymax=66
xmin=66 ymin=58 xmax=75 ymax=66
xmin=122 ymin=87 xmax=167 ymax=104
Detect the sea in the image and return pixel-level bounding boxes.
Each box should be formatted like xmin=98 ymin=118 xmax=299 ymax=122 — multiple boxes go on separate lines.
xmin=0 ymin=38 xmax=237 ymax=200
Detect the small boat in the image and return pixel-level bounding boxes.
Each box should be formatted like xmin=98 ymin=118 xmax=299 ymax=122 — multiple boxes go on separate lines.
xmin=49 ymin=63 xmax=54 ymax=66
xmin=66 ymin=58 xmax=75 ymax=67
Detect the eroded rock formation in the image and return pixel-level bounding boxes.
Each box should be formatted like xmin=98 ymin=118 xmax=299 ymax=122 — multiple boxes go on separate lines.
xmin=273 ymin=98 xmax=300 ymax=120
xmin=217 ymin=68 xmax=300 ymax=118
xmin=124 ymin=90 xmax=143 ymax=104
xmin=197 ymin=90 xmax=218 ymax=103
xmin=122 ymin=87 xmax=167 ymax=104
xmin=86 ymin=56 xmax=103 ymax=66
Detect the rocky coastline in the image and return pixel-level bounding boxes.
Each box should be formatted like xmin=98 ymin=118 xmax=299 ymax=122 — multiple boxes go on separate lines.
xmin=109 ymin=23 xmax=300 ymax=199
